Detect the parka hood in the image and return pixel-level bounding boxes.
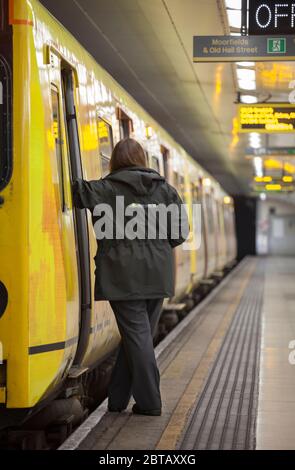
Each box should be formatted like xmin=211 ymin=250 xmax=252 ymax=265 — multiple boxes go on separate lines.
xmin=105 ymin=167 xmax=165 ymax=196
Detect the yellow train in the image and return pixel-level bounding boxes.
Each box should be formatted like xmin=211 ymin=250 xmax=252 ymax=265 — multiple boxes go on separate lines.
xmin=0 ymin=0 xmax=236 ymax=438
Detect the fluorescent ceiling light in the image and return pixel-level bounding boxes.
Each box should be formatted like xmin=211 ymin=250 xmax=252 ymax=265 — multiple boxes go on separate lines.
xmin=236 ymin=68 xmax=256 ymax=81
xmin=230 ymin=32 xmax=241 ymax=36
xmin=250 ymin=132 xmax=261 ymax=141
xmin=249 ymin=132 xmax=261 ymax=140
xmin=250 ymin=133 xmax=261 ymax=149
xmin=250 ymin=138 xmax=261 ymax=145
xmin=238 ymin=79 xmax=256 ymax=90
xmin=240 ymin=95 xmax=258 ymax=104
xmin=254 ymin=156 xmax=263 ymax=175
xmin=227 ymin=9 xmax=242 ymax=28
xmin=225 ymin=0 xmax=242 ymax=9
xmin=260 ymin=193 xmax=266 ymax=200
xmin=250 ymin=133 xmax=261 ymax=142
xmin=236 ymin=62 xmax=255 ymax=67
xmin=250 ymin=143 xmax=261 ymax=149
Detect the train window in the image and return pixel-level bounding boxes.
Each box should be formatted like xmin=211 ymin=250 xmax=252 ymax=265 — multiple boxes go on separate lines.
xmin=97 ymin=117 xmax=113 ymax=159
xmin=51 ymin=87 xmax=65 ymax=211
xmin=97 ymin=117 xmax=113 ymax=177
xmin=150 ymin=155 xmax=160 ymax=172
xmin=160 ymin=145 xmax=170 ymax=179
xmin=0 ymin=0 xmax=12 ymax=191
xmin=101 ymin=155 xmax=110 ymax=177
xmin=0 ymin=54 xmax=12 ymax=191
xmin=191 ymin=183 xmax=200 ymax=203
xmin=116 ymin=108 xmax=133 ymax=139
xmin=173 ymin=171 xmax=185 ymax=199
xmin=144 ymin=149 xmax=149 ymax=167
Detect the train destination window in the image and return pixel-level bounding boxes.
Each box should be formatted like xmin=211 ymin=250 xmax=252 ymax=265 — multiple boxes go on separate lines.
xmin=51 ymin=87 xmax=66 ymax=211
xmin=0 ymin=55 xmax=12 ymax=191
xmin=97 ymin=117 xmax=113 ymax=176
xmin=116 ymin=108 xmax=133 ymax=139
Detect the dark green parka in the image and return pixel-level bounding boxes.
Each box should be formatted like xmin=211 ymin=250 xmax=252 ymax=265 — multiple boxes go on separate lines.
xmin=73 ymin=166 xmax=189 ymax=301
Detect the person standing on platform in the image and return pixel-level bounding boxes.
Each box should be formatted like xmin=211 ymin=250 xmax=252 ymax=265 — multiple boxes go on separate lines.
xmin=72 ymin=138 xmax=189 ymax=416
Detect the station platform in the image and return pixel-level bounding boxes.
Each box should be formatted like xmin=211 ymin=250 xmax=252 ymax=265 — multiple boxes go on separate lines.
xmin=60 ymin=256 xmax=295 ymax=451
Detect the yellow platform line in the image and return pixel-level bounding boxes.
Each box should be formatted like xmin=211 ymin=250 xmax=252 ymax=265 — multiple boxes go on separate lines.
xmin=156 ymin=258 xmax=257 ymax=450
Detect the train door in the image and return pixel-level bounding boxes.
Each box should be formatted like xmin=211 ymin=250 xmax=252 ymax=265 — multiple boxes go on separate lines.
xmin=223 ymin=202 xmax=231 ymax=265
xmin=213 ymin=195 xmax=222 ymax=271
xmin=211 ymin=189 xmax=220 ymax=273
xmin=199 ymin=178 xmax=209 ymax=278
xmin=216 ymin=197 xmax=226 ymax=271
xmin=202 ymin=185 xmax=217 ymax=277
xmin=190 ymin=181 xmax=206 ymax=283
xmin=223 ymin=200 xmax=236 ymax=265
xmin=159 ymin=145 xmax=179 ymax=300
xmin=173 ymin=168 xmax=190 ymax=298
xmin=60 ymin=65 xmax=92 ymax=365
xmin=48 ymin=52 xmax=81 ymax=371
xmin=230 ymin=203 xmax=237 ymax=262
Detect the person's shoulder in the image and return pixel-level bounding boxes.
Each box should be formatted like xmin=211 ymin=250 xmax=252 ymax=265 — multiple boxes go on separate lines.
xmin=163 ymin=181 xmax=180 ymax=198
xmin=165 ymin=181 xmax=176 ymax=191
xmin=88 ymin=177 xmax=111 ymax=189
xmin=156 ymin=180 xmax=181 ymax=205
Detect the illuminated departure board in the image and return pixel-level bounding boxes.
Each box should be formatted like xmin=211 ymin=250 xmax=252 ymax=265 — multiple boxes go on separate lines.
xmin=249 ymin=1 xmax=295 ymax=35
xmin=238 ymin=104 xmax=295 ymax=133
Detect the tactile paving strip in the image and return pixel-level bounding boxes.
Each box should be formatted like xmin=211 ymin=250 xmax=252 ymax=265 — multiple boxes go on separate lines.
xmin=180 ymin=261 xmax=264 ymax=450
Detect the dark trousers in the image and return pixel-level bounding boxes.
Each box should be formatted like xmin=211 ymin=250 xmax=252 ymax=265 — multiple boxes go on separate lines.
xmin=108 ymin=298 xmax=164 ymax=411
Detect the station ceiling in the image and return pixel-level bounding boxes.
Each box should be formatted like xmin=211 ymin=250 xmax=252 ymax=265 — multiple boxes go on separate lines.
xmin=40 ymin=0 xmax=295 ymax=196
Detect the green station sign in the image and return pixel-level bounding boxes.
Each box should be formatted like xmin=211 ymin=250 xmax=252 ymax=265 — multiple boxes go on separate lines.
xmin=246 ymin=147 xmax=295 ymax=157
xmin=193 ymin=35 xmax=295 ymax=62
xmin=267 ymin=38 xmax=286 ymax=54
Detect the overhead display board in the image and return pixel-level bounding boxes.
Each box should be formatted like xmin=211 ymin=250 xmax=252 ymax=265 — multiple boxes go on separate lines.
xmin=238 ymin=104 xmax=295 ymax=133
xmin=249 ymin=1 xmax=295 ymax=36
xmin=193 ymin=36 xmax=295 ymax=62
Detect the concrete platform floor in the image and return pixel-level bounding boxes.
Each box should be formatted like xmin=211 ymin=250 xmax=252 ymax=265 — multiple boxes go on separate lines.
xmin=60 ymin=257 xmax=295 ymax=451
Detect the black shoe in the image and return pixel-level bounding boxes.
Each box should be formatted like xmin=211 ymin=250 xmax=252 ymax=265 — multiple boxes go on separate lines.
xmin=132 ymin=404 xmax=161 ymax=416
